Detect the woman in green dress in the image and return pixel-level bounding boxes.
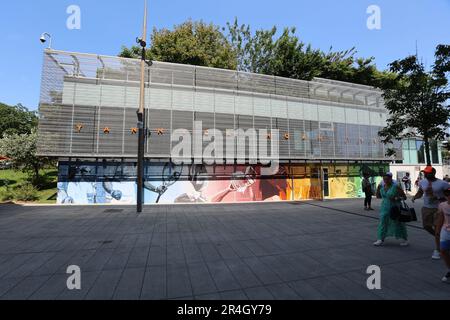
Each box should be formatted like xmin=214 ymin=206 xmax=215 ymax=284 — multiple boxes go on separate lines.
xmin=374 ymin=172 xmax=409 ymax=246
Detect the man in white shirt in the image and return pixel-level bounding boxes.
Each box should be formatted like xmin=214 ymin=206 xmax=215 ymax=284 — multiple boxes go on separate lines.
xmin=413 ymin=166 xmax=450 ymax=260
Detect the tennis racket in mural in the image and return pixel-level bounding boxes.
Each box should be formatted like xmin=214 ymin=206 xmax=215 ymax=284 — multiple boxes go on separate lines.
xmin=144 ymin=162 xmax=183 ymax=203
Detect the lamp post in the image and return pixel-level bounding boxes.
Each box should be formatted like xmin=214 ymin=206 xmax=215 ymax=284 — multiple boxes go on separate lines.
xmin=137 ymin=0 xmax=148 ymax=213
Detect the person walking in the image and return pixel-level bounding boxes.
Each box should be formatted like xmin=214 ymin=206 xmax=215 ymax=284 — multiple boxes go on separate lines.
xmin=436 ymin=188 xmax=450 ymax=282
xmin=415 ymin=177 xmax=421 ymax=191
xmin=412 ymin=166 xmax=450 ymax=260
xmin=402 ymin=173 xmax=412 ymax=193
xmin=362 ymin=173 xmax=374 ymax=211
xmin=373 ymin=172 xmax=409 ymax=247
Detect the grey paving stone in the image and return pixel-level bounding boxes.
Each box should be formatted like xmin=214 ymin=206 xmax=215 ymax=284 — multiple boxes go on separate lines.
xmin=227 ymin=241 xmax=256 ymax=258
xmin=206 ymin=260 xmax=241 ymax=292
xmin=31 ymin=251 xmax=77 ymax=276
xmin=135 ymin=234 xmax=153 ymax=248
xmin=288 ymin=280 xmax=327 ymax=300
xmin=147 ymin=246 xmax=166 ymax=266
xmin=62 ymin=249 xmax=98 ymax=274
xmin=259 ymin=255 xmax=301 ymax=282
xmin=3 ymin=252 xmax=55 ymax=279
xmin=1 ymin=199 xmax=450 ymax=300
xmin=85 ymin=269 xmax=123 ymax=300
xmin=167 ymin=245 xmax=185 ymax=265
xmin=187 ymin=261 xmax=217 ymax=296
xmin=199 ymin=243 xmax=222 ymax=262
xmin=29 ymin=273 xmax=67 ymax=300
xmin=215 ymin=243 xmax=239 ymax=260
xmin=113 ymin=268 xmax=145 ymax=300
xmin=244 ymin=286 xmax=274 ymax=300
xmin=1 ymin=275 xmax=51 ymax=300
xmin=83 ymin=249 xmax=115 ymax=272
xmin=341 ymin=270 xmax=406 ymax=300
xmin=126 ymin=246 xmax=150 ymax=269
xmin=103 ymin=248 xmax=131 ymax=270
xmin=117 ymin=235 xmax=139 ymax=249
xmin=57 ymin=271 xmax=100 ymax=300
xmin=225 ymin=259 xmax=262 ymax=289
xmin=219 ymin=290 xmax=249 ymax=300
xmin=0 ymin=253 xmax=35 ymax=278
xmin=167 ymin=264 xmax=192 ymax=299
xmin=304 ymin=277 xmax=354 ymax=300
xmin=242 ymin=257 xmax=282 ymax=285
xmin=325 ymin=274 xmax=380 ymax=300
xmin=265 ymin=283 xmax=301 ymax=300
xmin=195 ymin=292 xmax=222 ymax=300
xmin=141 ymin=266 xmax=166 ymax=300
xmin=183 ymin=244 xmax=204 ymax=264
xmin=0 ymin=277 xmax=23 ymax=298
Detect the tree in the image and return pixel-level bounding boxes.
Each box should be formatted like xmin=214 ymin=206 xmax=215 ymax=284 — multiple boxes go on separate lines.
xmin=120 ymin=18 xmax=392 ymax=88
xmin=226 ymin=18 xmax=393 ymax=86
xmin=0 ymin=131 xmax=49 ymax=184
xmin=120 ymin=20 xmax=237 ymax=69
xmin=379 ymin=45 xmax=450 ymax=165
xmin=0 ymin=103 xmax=38 ymax=138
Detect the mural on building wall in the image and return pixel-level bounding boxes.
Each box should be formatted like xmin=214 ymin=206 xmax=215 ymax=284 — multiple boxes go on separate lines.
xmin=57 ymin=162 xmax=388 ymax=205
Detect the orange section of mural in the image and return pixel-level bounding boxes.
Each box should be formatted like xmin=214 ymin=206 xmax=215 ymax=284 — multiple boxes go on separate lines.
xmin=290 ymin=178 xmax=322 ymax=200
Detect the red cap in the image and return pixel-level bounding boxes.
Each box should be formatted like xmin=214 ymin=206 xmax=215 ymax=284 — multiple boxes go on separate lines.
xmin=422 ymin=166 xmax=434 ymax=174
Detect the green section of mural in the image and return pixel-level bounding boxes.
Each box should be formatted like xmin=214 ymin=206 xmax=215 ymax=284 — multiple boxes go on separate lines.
xmin=328 ymin=163 xmax=387 ymax=199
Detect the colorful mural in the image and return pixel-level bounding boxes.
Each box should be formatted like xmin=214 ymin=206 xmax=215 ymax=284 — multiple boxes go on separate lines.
xmin=57 ymin=162 xmax=389 ymax=204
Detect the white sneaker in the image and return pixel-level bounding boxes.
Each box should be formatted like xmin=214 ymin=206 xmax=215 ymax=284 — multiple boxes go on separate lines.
xmin=442 ymin=272 xmax=450 ymax=283
xmin=400 ymin=241 xmax=409 ymax=247
xmin=373 ymin=240 xmax=384 ymax=246
xmin=432 ymin=250 xmax=441 ymax=260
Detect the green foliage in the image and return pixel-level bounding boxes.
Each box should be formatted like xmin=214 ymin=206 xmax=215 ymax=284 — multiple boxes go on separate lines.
xmin=379 ymin=45 xmax=450 ymax=164
xmin=0 ymin=169 xmax=57 ymax=203
xmin=0 ymin=131 xmax=52 ymax=184
xmin=0 ymin=182 xmax=13 ymax=202
xmin=12 ymin=183 xmax=39 ymax=202
xmin=119 ymin=18 xmax=392 ymax=88
xmin=120 ymin=20 xmax=237 ymax=69
xmin=0 ymin=103 xmax=38 ymax=138
xmin=226 ymin=18 xmax=393 ymax=86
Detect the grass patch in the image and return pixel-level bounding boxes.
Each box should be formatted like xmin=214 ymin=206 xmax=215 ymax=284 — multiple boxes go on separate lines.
xmin=0 ymin=168 xmax=57 ymax=204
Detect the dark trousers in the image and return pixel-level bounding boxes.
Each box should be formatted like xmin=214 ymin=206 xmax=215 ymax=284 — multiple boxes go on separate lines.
xmin=404 ymin=182 xmax=411 ymax=192
xmin=364 ymin=192 xmax=372 ymax=208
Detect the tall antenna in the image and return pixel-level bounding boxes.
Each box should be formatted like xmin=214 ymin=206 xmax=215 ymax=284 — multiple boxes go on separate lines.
xmin=137 ymin=0 xmax=148 ymax=213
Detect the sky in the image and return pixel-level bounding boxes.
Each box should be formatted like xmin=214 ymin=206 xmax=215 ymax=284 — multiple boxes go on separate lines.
xmin=0 ymin=0 xmax=449 ymax=110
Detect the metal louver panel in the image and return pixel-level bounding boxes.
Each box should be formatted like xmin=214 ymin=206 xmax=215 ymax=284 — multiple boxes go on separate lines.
xmin=147 ymin=109 xmax=172 ymax=157
xmin=37 ymin=49 xmax=391 ymax=162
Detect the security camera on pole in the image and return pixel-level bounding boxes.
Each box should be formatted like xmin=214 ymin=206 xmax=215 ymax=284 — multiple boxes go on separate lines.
xmin=39 ymin=32 xmax=52 ymax=49
xmin=137 ymin=0 xmax=148 ymax=213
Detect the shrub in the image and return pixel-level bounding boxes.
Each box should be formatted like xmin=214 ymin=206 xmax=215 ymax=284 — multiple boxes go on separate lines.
xmin=0 ymin=188 xmax=14 ymax=202
xmin=13 ymin=183 xmax=39 ymax=202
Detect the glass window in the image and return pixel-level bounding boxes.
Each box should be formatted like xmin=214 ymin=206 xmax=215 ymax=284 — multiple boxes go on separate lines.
xmin=431 ymin=140 xmax=440 ymax=164
xmin=347 ymin=124 xmax=360 ymax=158
xmin=360 ymin=125 xmax=371 ymax=158
xmin=403 ymin=140 xmax=410 ymax=150
xmin=334 ymin=123 xmax=347 ymax=157
xmin=416 ymin=140 xmax=425 ymax=164
xmin=409 ymin=139 xmax=417 ymax=150
xmin=306 ymin=121 xmax=320 ymax=157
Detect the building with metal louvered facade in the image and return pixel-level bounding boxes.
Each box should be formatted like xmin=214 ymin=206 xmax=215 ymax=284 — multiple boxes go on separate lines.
xmin=38 ymin=49 xmax=391 ymax=205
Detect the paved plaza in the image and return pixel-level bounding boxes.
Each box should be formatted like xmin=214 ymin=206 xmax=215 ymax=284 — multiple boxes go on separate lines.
xmin=0 ymin=199 xmax=449 ymax=300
